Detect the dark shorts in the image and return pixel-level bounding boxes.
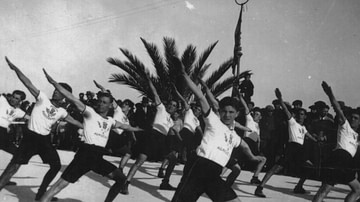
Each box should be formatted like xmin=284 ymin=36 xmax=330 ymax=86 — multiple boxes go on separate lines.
xmin=61 ymin=144 xmax=117 ymax=183
xmin=11 ymin=129 xmax=60 ymax=165
xmin=166 ymin=134 xmax=182 ymax=153
xmin=180 ymin=128 xmax=202 ymax=156
xmin=105 ymin=131 xmax=132 ymax=156
xmin=243 ymin=137 xmax=259 ymax=155
xmin=140 ymin=129 xmax=169 ymax=160
xmin=0 ymin=127 xmax=17 ymax=155
xmin=172 ymin=156 xmax=237 ymax=202
xmin=276 ymin=142 xmax=304 ymax=171
xmin=321 ymin=149 xmax=356 ymax=185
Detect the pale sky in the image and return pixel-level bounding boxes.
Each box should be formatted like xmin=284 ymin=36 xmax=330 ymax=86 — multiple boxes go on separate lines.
xmin=1 ymin=0 xmax=360 ymax=110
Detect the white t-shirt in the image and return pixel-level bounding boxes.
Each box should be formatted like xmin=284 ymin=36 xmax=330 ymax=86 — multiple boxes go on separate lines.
xmin=183 ymin=109 xmax=200 ymax=133
xmin=112 ymin=105 xmax=129 ymax=135
xmin=82 ymin=106 xmax=116 ymax=147
xmin=336 ymin=120 xmax=359 ymax=157
xmin=288 ymin=117 xmax=308 ymax=145
xmin=28 ymin=92 xmax=68 ymax=136
xmin=196 ymin=110 xmax=241 ymax=167
xmin=152 ymin=103 xmax=174 ymax=135
xmin=0 ymin=95 xmax=26 ymax=129
xmin=244 ymin=113 xmax=260 ymax=142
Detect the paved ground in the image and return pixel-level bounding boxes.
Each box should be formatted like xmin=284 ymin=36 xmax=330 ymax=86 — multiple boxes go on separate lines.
xmin=0 ymin=150 xmax=351 ymax=202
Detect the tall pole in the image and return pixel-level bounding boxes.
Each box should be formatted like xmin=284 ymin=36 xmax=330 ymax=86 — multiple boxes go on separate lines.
xmin=232 ymin=0 xmax=249 ymax=78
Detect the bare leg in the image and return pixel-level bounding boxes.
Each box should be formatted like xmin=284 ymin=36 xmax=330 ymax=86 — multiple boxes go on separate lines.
xmin=105 ymin=169 xmax=126 ymax=202
xmin=253 ymin=156 xmax=266 ymax=178
xmin=119 ymin=153 xmax=131 ymax=170
xmin=312 ymin=183 xmax=332 ymax=202
xmin=0 ymin=163 xmax=21 ymax=190
xmin=120 ymin=153 xmax=147 ymax=195
xmin=259 ymin=164 xmax=283 ymax=187
xmin=345 ymin=179 xmax=360 ymax=202
xmin=40 ymin=178 xmax=69 ymax=202
xmin=225 ymin=164 xmax=241 ymax=186
xmin=126 ymin=153 xmax=147 ymax=181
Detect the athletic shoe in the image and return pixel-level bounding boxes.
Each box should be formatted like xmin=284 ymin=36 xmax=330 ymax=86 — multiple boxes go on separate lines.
xmin=120 ymin=181 xmax=130 ymax=195
xmin=35 ymin=195 xmax=58 ymax=201
xmin=159 ymin=182 xmax=177 ymax=191
xmin=157 ymin=168 xmax=165 ymax=178
xmin=293 ymin=186 xmax=310 ymax=194
xmin=5 ymin=181 xmax=17 ymax=186
xmin=254 ymin=186 xmax=266 ymax=198
xmin=250 ymin=177 xmax=261 ymax=185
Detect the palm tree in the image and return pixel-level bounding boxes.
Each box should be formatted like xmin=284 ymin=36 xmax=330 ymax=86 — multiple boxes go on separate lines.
xmin=107 ymin=37 xmax=251 ymax=102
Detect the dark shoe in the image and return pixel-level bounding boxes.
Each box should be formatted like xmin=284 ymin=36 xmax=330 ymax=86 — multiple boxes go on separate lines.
xmin=157 ymin=168 xmax=165 ymax=178
xmin=254 ymin=186 xmax=266 ymax=198
xmin=120 ymin=181 xmax=130 ymax=195
xmin=159 ymin=182 xmax=177 ymax=191
xmin=35 ymin=195 xmax=58 ymax=201
xmin=5 ymin=181 xmax=17 ymax=186
xmin=293 ymin=186 xmax=310 ymax=194
xmin=250 ymin=177 xmax=261 ymax=185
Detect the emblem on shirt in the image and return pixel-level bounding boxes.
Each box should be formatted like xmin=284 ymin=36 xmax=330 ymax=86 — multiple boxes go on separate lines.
xmin=42 ymin=106 xmax=58 ymax=120
xmin=97 ymin=121 xmax=109 ymax=133
xmin=6 ymin=109 xmax=15 ymax=118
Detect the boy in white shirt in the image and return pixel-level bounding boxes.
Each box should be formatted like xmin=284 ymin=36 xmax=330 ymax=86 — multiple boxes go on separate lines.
xmin=0 ymin=57 xmax=83 ymax=201
xmin=313 ymin=81 xmax=360 ymax=202
xmin=119 ymin=73 xmax=178 ymax=195
xmin=171 ymin=56 xmax=262 ymax=202
xmin=0 ymin=90 xmax=26 ymax=155
xmin=40 ymin=69 xmax=143 ymax=202
xmin=255 ymin=88 xmax=318 ymax=198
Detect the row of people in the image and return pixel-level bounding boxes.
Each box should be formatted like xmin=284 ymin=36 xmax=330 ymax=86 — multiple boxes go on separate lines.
xmin=0 ymin=56 xmax=359 ymax=201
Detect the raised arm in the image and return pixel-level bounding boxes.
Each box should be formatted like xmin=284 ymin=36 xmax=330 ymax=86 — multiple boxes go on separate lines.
xmin=93 ymin=80 xmax=118 ymax=108
xmin=175 ymin=57 xmax=210 ymax=114
xmin=198 ymin=77 xmax=219 ymax=113
xmin=275 ymin=88 xmax=292 ymax=120
xmin=146 ymin=74 xmax=161 ymax=106
xmin=5 ymin=57 xmax=40 ymax=98
xmin=43 ymin=69 xmax=86 ymax=112
xmin=321 ymin=81 xmax=345 ymax=125
xmin=171 ymin=83 xmax=190 ymax=111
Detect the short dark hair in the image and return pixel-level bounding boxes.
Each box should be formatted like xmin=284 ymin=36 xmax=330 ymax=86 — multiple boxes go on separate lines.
xmin=12 ymin=90 xmax=26 ymax=101
xmin=292 ymin=100 xmax=303 ymax=106
xmin=350 ymin=108 xmax=360 ymax=117
xmin=219 ymin=96 xmax=241 ymax=111
xmin=122 ymin=99 xmax=134 ymax=109
xmin=293 ymin=108 xmax=307 ymax=116
xmin=59 ymin=83 xmax=72 ymax=93
xmin=97 ymin=92 xmax=113 ymax=103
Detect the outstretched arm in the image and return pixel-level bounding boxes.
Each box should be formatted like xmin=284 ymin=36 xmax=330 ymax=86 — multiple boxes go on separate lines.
xmin=146 ymin=74 xmax=161 ymax=106
xmin=114 ymin=121 xmax=143 ymax=132
xmin=171 ymin=83 xmax=190 ymax=111
xmin=275 ymin=88 xmax=292 ymax=120
xmin=43 ymin=69 xmax=86 ymax=112
xmin=321 ymin=81 xmax=345 ymax=125
xmin=5 ymin=57 xmax=40 ymax=98
xmin=93 ymin=80 xmax=118 ymax=108
xmin=238 ymin=91 xmax=250 ymax=115
xmin=198 ymin=77 xmax=219 ymax=113
xmin=175 ymin=57 xmax=210 ymax=114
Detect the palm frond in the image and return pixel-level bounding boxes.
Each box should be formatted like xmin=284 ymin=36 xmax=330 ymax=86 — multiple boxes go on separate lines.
xmin=181 ymin=44 xmax=197 ymax=73
xmin=212 ymin=76 xmax=236 ymax=98
xmin=109 ymin=74 xmax=149 ymax=97
xmin=107 ymin=57 xmax=140 ymax=79
xmin=204 ymin=57 xmax=233 ymax=87
xmin=118 ymin=48 xmax=148 ymax=79
xmin=140 ymin=37 xmax=168 ymax=80
xmin=192 ymin=41 xmax=218 ymax=77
